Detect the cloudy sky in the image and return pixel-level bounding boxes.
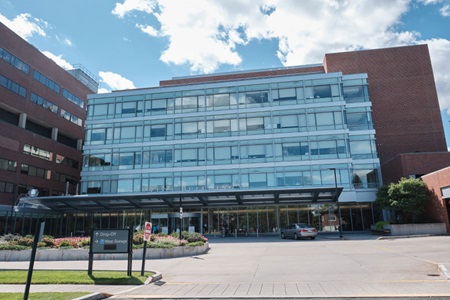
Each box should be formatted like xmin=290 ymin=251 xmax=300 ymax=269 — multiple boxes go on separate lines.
xmin=1 ymin=0 xmax=450 ymax=144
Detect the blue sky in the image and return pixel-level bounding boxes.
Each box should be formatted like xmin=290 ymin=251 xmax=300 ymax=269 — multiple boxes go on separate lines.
xmin=1 ymin=0 xmax=450 ymax=147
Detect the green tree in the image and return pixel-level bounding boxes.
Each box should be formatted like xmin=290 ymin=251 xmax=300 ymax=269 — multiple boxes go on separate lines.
xmin=375 ymin=178 xmax=430 ymax=223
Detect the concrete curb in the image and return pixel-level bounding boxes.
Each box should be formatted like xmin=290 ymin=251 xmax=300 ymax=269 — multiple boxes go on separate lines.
xmin=439 ymin=264 xmax=450 ymax=280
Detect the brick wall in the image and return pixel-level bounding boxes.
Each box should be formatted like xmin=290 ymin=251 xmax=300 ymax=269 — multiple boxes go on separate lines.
xmin=381 ymin=152 xmax=450 ymax=184
xmin=324 ymin=45 xmax=447 ymax=165
xmin=422 ymin=167 xmax=450 ymax=232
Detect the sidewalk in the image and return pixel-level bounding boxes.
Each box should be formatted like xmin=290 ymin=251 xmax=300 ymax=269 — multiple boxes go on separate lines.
xmin=1 ymin=234 xmax=450 ymax=299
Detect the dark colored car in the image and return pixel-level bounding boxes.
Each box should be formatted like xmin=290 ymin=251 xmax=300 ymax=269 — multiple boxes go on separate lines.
xmin=281 ymin=223 xmax=318 ymax=240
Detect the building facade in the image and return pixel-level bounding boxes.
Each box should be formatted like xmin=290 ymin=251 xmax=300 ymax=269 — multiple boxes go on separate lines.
xmin=79 ymin=67 xmax=380 ymax=236
xmin=0 ymin=22 xmax=98 ymax=234
xmin=10 ymin=44 xmax=450 ymax=237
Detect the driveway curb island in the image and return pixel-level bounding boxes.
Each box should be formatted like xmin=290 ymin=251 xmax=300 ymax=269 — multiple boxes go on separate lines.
xmin=0 ymin=243 xmax=209 ymax=261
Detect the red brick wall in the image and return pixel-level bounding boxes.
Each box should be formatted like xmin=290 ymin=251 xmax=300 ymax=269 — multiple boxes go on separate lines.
xmin=422 ymin=167 xmax=450 ymax=232
xmin=160 ymin=65 xmax=325 ymax=86
xmin=324 ymin=45 xmax=446 ymax=165
xmin=0 ymin=22 xmax=92 ymax=202
xmin=381 ymin=152 xmax=450 ymax=184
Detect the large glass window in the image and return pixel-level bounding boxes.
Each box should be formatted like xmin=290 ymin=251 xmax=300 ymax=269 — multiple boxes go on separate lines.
xmin=1 ymin=47 xmax=30 ymax=73
xmin=0 ymin=74 xmax=27 ymax=97
xmin=33 ymin=70 xmax=60 ymax=93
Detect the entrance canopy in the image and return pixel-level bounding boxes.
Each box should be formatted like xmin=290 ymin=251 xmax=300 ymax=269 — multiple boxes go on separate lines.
xmin=20 ymin=187 xmax=343 ymax=213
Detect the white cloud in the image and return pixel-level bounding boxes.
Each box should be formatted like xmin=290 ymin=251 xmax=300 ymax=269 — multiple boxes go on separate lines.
xmin=425 ymin=39 xmax=450 ymax=113
xmin=42 ymin=51 xmax=73 ymax=69
xmin=440 ymin=4 xmax=450 ymax=16
xmin=99 ymin=71 xmax=136 ymax=91
xmin=56 ymin=36 xmax=73 ymax=47
xmin=137 ymin=24 xmax=159 ymax=36
xmin=112 ymin=0 xmax=157 ymax=18
xmin=0 ymin=13 xmax=47 ymax=40
xmin=97 ymin=87 xmax=112 ymax=94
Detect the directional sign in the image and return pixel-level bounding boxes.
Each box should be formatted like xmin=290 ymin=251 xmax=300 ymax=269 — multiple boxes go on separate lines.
xmin=143 ymin=222 xmax=152 ymax=242
xmin=91 ymin=229 xmax=130 ymax=253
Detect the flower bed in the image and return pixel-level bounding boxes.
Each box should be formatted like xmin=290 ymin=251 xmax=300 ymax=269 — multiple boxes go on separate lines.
xmin=0 ymin=231 xmax=209 ymax=261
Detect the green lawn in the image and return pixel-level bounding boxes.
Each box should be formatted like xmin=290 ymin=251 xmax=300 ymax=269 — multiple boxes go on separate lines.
xmin=0 ymin=270 xmax=153 ymax=285
xmin=0 ymin=292 xmax=90 ymax=300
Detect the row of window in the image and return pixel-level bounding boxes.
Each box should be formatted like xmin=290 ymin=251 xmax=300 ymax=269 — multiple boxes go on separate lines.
xmin=85 ymin=110 xmax=372 ymax=144
xmin=83 ymin=136 xmax=377 ymax=170
xmin=32 ymin=70 xmax=85 ymax=110
xmin=20 ymin=163 xmax=78 ymax=183
xmin=0 ymin=74 xmax=27 ymax=98
xmin=0 ymin=46 xmax=30 ymax=74
xmin=0 ymin=72 xmax=83 ymax=127
xmin=88 ymin=84 xmax=368 ymax=118
xmin=82 ymin=164 xmax=380 ymax=194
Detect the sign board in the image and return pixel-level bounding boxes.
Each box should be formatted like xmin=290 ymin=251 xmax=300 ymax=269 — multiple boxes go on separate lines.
xmin=188 ymin=226 xmax=195 ymax=233
xmin=143 ymin=221 xmax=152 ymax=242
xmin=162 ymin=226 xmax=168 ymax=235
xmin=91 ymin=229 xmax=130 ymax=253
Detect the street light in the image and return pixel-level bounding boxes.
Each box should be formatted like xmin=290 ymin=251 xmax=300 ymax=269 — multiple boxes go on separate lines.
xmin=328 ymin=168 xmax=343 ymax=239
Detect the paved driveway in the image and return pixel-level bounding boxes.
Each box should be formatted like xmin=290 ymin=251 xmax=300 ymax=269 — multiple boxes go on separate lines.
xmin=108 ymin=234 xmax=450 ymax=298
xmin=1 ymin=234 xmax=450 ymax=298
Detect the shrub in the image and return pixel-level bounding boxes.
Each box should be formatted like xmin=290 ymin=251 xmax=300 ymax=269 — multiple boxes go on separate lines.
xmin=37 ymin=242 xmax=47 ymax=248
xmin=41 ymin=236 xmax=55 ymax=247
xmin=0 ymin=244 xmax=29 ymax=250
xmin=17 ymin=237 xmax=34 ymax=247
xmin=375 ymin=221 xmax=390 ymax=230
xmin=170 ymin=231 xmax=208 ymax=243
xmin=186 ymin=241 xmax=205 ymax=247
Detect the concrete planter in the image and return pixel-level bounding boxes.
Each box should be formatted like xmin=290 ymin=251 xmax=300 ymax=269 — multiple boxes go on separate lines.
xmin=0 ymin=242 xmax=209 ymax=261
xmin=384 ymin=223 xmax=446 ymax=236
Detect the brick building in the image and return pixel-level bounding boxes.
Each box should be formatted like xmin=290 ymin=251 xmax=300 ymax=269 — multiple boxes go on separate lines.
xmin=0 ymin=22 xmax=98 ymax=234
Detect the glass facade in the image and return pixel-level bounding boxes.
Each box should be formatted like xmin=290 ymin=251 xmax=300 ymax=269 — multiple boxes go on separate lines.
xmin=81 ymin=71 xmax=381 ymax=234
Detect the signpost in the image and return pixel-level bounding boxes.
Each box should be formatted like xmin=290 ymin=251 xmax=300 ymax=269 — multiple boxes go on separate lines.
xmin=141 ymin=222 xmax=152 ymax=276
xmin=24 ymin=221 xmax=45 ymax=300
xmin=88 ymin=228 xmax=132 ymax=276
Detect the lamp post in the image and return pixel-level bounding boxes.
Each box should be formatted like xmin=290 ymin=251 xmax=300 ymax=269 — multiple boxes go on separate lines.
xmin=328 ymin=168 xmax=343 ymax=239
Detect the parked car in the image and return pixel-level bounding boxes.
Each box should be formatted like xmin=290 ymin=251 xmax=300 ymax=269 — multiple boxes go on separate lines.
xmin=281 ymin=223 xmax=318 ymax=240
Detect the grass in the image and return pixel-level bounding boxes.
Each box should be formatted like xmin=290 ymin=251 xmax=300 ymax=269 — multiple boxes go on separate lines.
xmin=0 ymin=270 xmax=153 ymax=285
xmin=0 ymin=292 xmax=90 ymax=300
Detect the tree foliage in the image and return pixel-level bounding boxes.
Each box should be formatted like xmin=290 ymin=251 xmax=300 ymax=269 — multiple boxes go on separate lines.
xmin=375 ymin=177 xmax=430 ymax=223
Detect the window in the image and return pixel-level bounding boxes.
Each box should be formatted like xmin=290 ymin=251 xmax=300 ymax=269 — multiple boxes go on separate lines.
xmin=150 ymin=125 xmax=166 ymax=137
xmin=0 ymin=74 xmax=26 ymax=97
xmin=20 ymin=164 xmax=51 ymax=179
xmin=343 ymin=85 xmax=365 ymax=100
xmin=60 ymin=109 xmax=82 ymax=126
xmin=56 ymin=154 xmax=79 ymax=169
xmin=0 ymin=47 xmax=30 ymax=73
xmin=91 ymin=129 xmax=106 ymax=141
xmin=33 ymin=70 xmax=60 ymax=93
xmin=241 ymin=92 xmax=268 ymax=104
xmin=0 ymin=180 xmax=14 ymax=193
xmin=313 ymin=85 xmax=332 ymax=98
xmin=63 ymin=89 xmax=84 ymax=108
xmin=30 ymin=93 xmax=58 ymax=113
xmin=0 ymin=158 xmax=17 ymax=172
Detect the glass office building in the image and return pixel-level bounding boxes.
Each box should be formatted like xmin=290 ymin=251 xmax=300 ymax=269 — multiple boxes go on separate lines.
xmin=80 ymin=69 xmax=381 ymax=236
